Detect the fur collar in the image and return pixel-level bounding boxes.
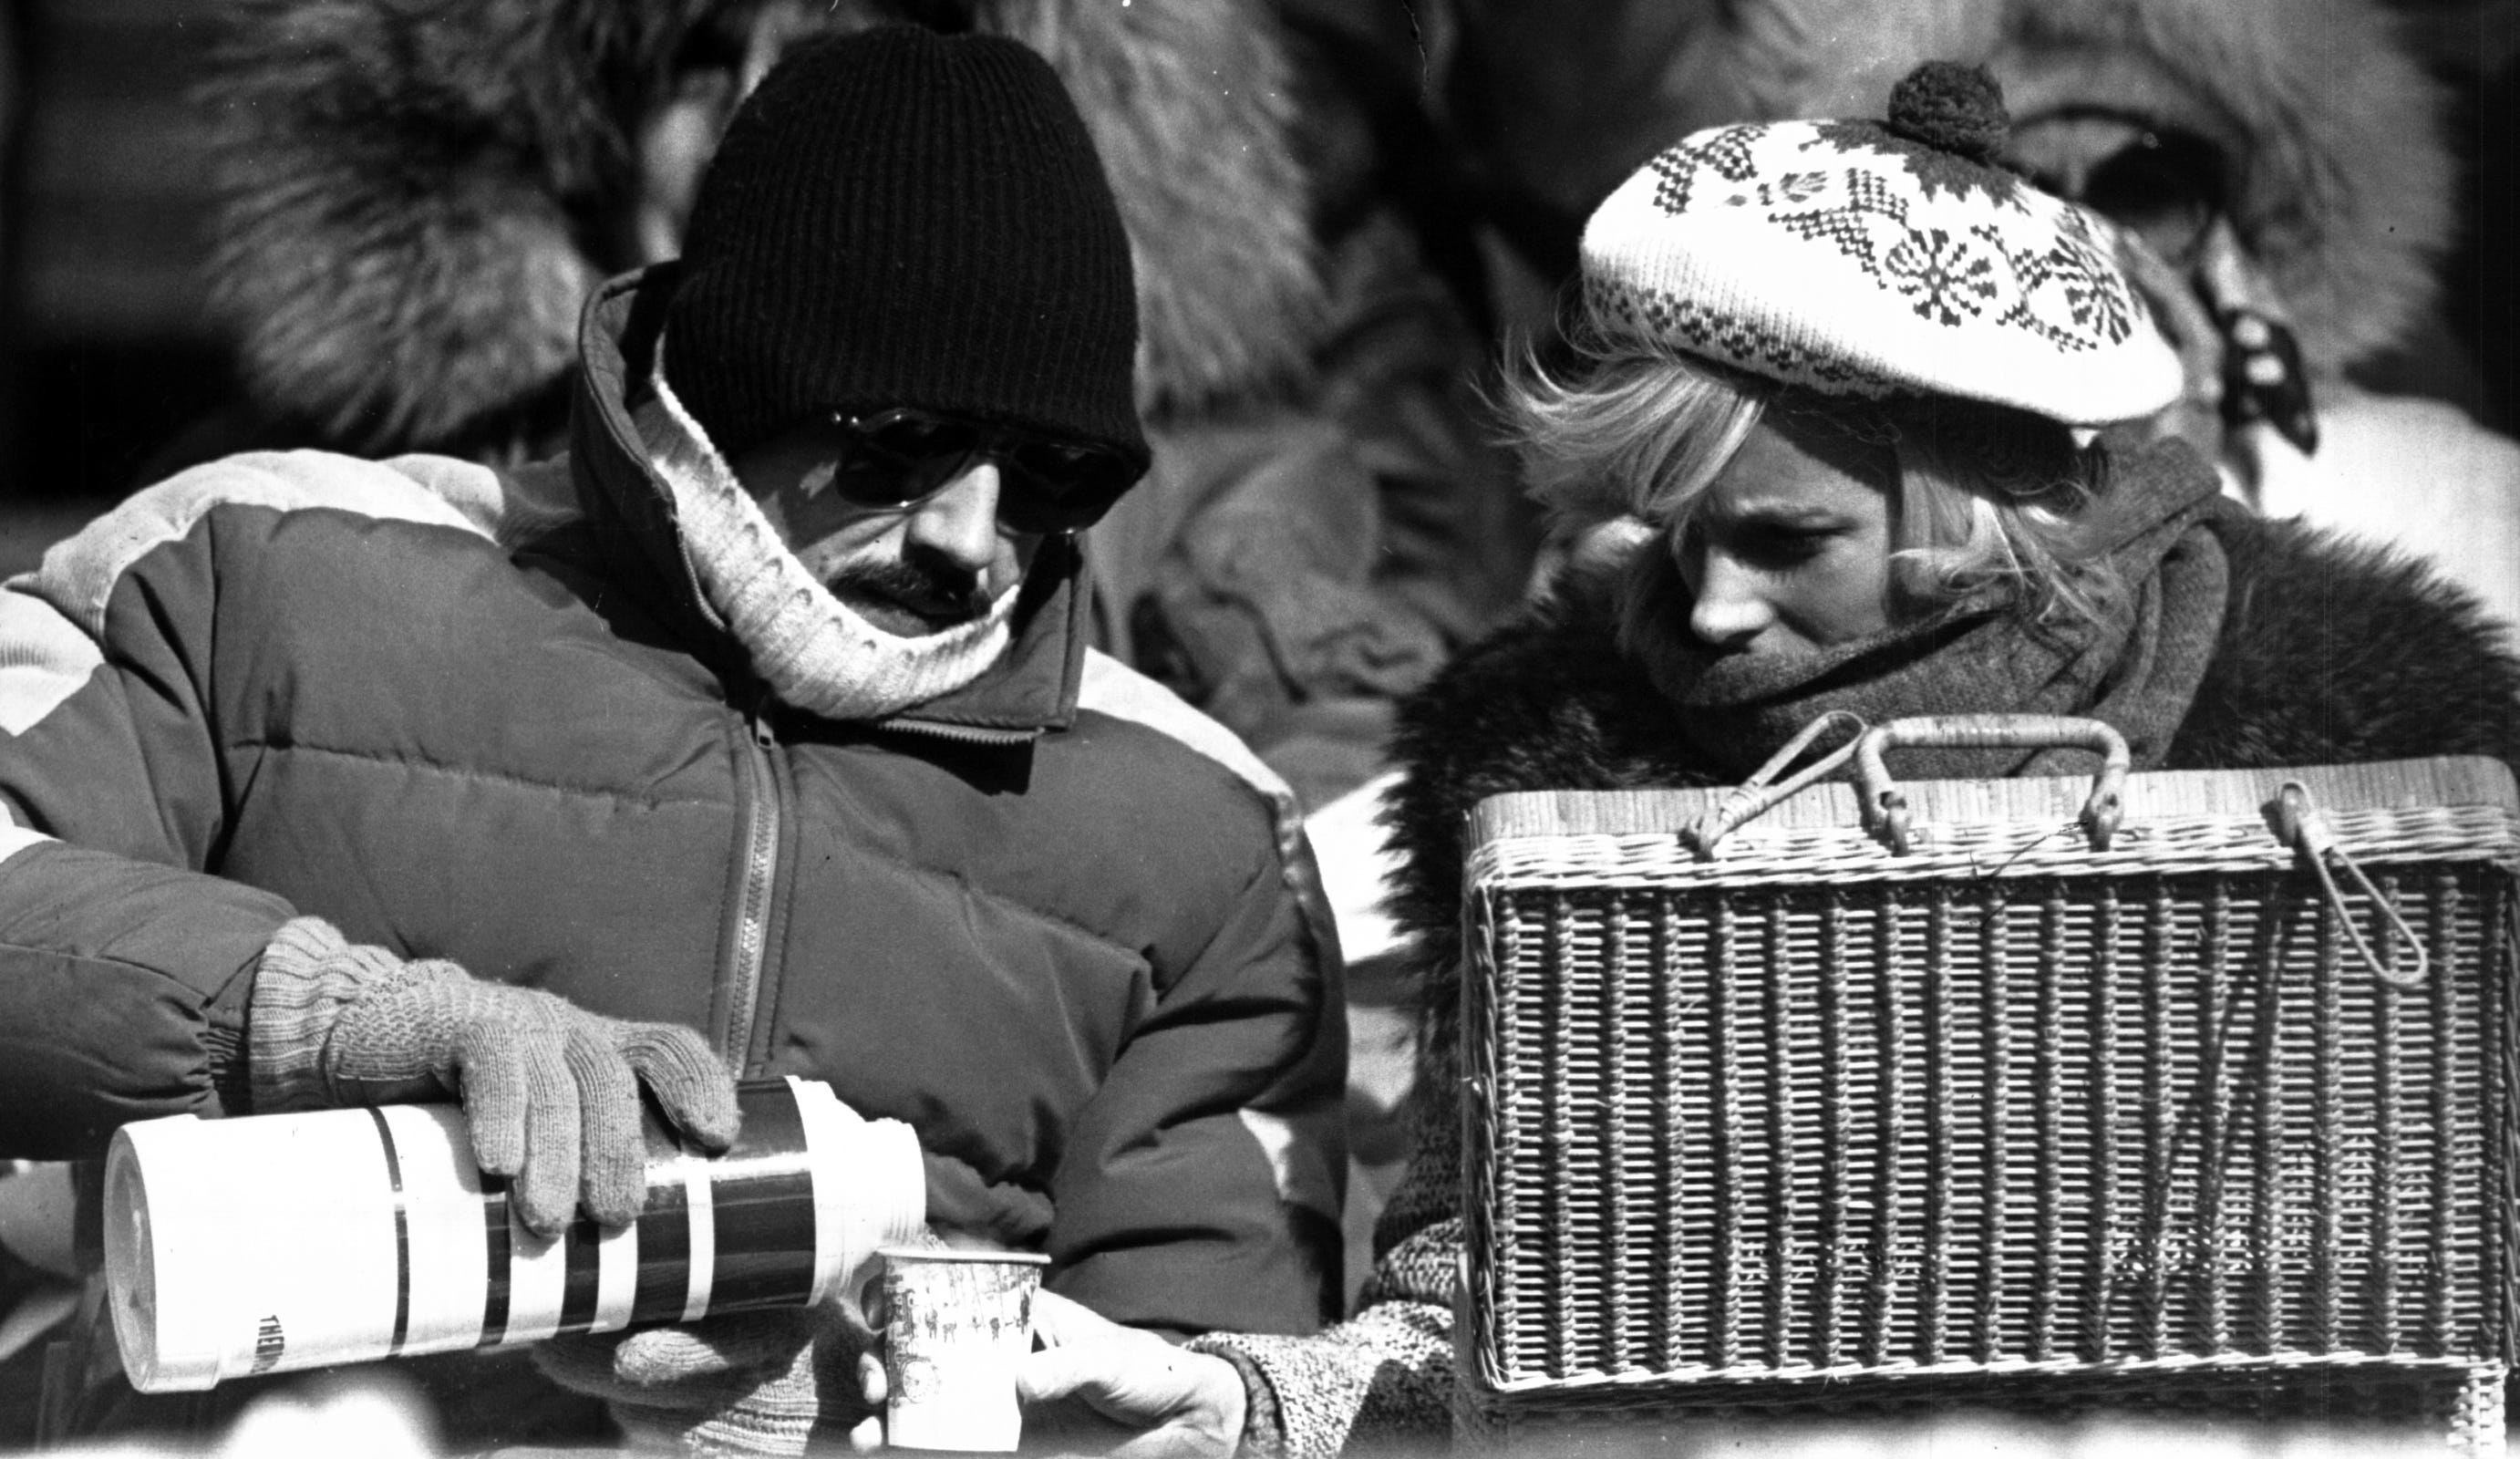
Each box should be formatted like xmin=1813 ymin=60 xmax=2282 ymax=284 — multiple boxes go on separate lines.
xmin=202 ymin=0 xmax=1324 ymax=455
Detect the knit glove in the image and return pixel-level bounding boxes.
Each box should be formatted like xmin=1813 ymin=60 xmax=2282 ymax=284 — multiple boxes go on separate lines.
xmin=250 ymin=916 xmax=740 ymax=1236
xmin=535 ymin=1299 xmax=884 ymax=1456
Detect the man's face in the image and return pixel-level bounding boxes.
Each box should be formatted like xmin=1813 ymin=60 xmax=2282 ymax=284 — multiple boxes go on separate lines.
xmin=734 ymin=419 xmax=1044 ymax=637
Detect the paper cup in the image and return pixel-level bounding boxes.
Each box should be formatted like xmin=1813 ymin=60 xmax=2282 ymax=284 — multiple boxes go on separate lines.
xmin=878 ymin=1247 xmax=1050 ymax=1453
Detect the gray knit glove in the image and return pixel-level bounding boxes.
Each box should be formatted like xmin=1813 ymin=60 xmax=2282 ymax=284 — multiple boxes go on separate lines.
xmin=535 ymin=1300 xmax=884 ymax=1456
xmin=250 ymin=916 xmax=741 ymax=1236
xmin=539 ymin=1226 xmax=952 ymax=1454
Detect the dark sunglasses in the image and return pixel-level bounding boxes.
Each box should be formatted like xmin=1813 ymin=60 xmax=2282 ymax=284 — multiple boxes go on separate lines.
xmin=825 ymin=408 xmax=1142 ymax=534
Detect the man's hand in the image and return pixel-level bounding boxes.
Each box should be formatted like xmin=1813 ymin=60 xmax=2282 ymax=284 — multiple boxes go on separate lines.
xmin=856 ymin=1288 xmax=1245 ymax=1459
xmin=252 ymin=917 xmax=741 ymax=1235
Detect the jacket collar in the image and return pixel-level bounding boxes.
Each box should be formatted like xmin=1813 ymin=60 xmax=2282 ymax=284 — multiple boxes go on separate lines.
xmin=566 ymin=265 xmax=1090 ymax=738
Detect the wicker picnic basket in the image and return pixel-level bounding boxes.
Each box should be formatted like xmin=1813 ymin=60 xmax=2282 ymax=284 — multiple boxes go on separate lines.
xmin=1455 ymin=715 xmax=2520 ymax=1453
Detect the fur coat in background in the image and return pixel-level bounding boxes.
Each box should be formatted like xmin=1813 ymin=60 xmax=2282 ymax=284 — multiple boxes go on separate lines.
xmin=199 ymin=0 xmax=1327 ymax=452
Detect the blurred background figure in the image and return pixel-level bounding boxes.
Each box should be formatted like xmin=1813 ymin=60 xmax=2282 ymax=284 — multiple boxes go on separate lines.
xmin=0 ymin=1 xmax=233 ymax=575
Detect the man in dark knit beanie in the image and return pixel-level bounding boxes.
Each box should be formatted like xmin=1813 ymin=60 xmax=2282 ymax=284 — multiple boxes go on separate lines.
xmin=0 ymin=24 xmax=1335 ymax=1458
xmin=668 ymin=26 xmax=1145 ymax=478
xmin=641 ymin=26 xmax=1158 ymax=720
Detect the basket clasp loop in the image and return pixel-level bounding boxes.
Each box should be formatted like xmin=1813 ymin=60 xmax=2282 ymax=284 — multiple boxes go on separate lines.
xmin=2269 ymin=781 xmax=2430 ymax=988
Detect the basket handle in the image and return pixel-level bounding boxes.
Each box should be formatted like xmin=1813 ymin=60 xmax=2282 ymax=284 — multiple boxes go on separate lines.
xmin=1854 ymin=714 xmax=2131 ymax=855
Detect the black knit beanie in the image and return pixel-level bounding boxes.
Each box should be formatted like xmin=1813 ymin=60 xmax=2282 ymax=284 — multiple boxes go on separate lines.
xmin=665 ymin=26 xmax=1147 ymax=471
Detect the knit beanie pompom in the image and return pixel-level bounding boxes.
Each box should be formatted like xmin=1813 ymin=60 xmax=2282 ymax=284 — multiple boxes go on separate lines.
xmin=1884 ymin=61 xmax=2009 ymax=162
xmin=664 ymin=26 xmax=1148 ymax=471
xmin=1578 ymin=61 xmax=2182 ymax=425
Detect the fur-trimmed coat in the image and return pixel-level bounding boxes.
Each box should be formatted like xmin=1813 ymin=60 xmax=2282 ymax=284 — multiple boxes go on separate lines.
xmin=193 ymin=0 xmax=1533 ymax=807
xmin=1191 ymin=501 xmax=2520 ymax=1459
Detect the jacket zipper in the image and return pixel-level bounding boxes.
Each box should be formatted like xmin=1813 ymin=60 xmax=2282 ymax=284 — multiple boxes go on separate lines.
xmin=882 ymin=717 xmax=1040 ymax=748
xmin=721 ymin=708 xmax=783 ymax=1074
xmin=718 ymin=710 xmax=1011 ymax=1069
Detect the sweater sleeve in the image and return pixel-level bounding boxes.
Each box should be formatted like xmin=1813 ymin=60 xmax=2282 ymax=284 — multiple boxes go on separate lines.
xmin=1184 ymin=1086 xmax=1464 ymax=1459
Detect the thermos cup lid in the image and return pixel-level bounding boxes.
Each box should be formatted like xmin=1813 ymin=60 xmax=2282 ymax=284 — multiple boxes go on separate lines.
xmin=105 ymin=1115 xmax=227 ymax=1392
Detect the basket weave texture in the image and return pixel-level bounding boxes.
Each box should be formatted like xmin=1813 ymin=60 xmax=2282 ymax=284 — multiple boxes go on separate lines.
xmin=1460 ymin=757 xmax=2520 ymax=1446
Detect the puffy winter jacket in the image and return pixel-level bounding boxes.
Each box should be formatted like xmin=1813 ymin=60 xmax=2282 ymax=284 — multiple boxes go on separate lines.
xmin=0 ymin=268 xmax=1348 ymax=1342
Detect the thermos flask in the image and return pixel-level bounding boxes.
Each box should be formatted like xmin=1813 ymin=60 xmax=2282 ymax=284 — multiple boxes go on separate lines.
xmin=102 ymin=1076 xmax=924 ymax=1392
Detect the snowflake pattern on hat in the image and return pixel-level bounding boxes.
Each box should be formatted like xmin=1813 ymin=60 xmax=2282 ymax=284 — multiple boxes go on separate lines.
xmin=1885 ymin=227 xmax=2000 ymax=326
xmin=1583 ymin=110 xmax=2177 ymax=423
xmin=2012 ymin=208 xmax=2140 ymax=345
xmin=1649 ymin=125 xmax=1759 ymax=215
xmin=1672 ymin=122 xmax=2136 ymax=350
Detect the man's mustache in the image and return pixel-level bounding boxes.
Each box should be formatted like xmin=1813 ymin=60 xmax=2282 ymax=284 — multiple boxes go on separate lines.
xmin=824 ymin=556 xmax=991 ymax=626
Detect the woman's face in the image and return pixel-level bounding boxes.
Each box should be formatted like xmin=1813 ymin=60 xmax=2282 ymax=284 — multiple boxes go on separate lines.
xmin=1673 ymin=414 xmax=1897 ymax=655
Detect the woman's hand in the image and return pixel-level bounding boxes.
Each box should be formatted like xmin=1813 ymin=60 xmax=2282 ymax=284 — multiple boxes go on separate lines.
xmin=854 ymin=1288 xmax=1246 ymax=1459
xmin=1018 ymin=1289 xmax=1246 ymax=1459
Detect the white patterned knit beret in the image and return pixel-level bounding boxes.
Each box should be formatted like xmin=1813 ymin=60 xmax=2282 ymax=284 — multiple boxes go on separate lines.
xmin=1580 ymin=63 xmax=2182 ymax=425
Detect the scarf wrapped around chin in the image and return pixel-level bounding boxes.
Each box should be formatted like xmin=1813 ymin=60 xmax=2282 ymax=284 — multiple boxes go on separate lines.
xmin=645 ymin=341 xmax=1022 ymax=724
xmin=1626 ymin=439 xmax=2233 ymax=783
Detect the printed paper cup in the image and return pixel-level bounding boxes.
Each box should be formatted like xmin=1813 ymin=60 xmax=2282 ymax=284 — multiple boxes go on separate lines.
xmin=878 ymin=1247 xmax=1051 ymax=1452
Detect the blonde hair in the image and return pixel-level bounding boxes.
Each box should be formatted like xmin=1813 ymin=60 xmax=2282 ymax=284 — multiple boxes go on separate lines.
xmin=1500 ymin=313 xmax=2124 ymax=634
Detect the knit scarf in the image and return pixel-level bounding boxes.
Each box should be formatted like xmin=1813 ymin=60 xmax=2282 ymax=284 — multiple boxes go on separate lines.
xmin=645 ymin=350 xmax=1019 ymax=724
xmin=1627 ymin=440 xmax=2231 ymax=781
